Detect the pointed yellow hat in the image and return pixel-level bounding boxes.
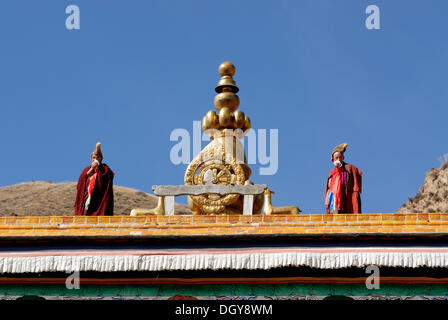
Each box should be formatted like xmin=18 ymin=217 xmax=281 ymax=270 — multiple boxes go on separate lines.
xmin=332 ymin=142 xmax=348 ymax=155
xmin=92 ymin=142 xmax=103 ymax=157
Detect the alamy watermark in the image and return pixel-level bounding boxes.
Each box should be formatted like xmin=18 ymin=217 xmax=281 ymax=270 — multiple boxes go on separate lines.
xmin=65 ymin=270 xmax=80 ymax=289
xmin=66 ymin=5 xmax=80 ymax=30
xmin=365 ymin=265 xmax=380 ymax=289
xmin=64 ymin=4 xmax=379 ymax=31
xmin=170 ymin=121 xmax=279 ymax=175
xmin=365 ymin=5 xmax=380 ymax=30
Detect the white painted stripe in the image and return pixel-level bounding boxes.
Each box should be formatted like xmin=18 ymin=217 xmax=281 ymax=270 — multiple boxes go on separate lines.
xmin=0 ymin=250 xmax=448 ymax=273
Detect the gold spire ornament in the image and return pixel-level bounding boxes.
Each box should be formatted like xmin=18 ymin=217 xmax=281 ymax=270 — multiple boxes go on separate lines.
xmin=202 ymin=61 xmax=251 ymax=136
xmin=185 ymin=62 xmax=258 ymax=215
xmin=131 ymin=61 xmax=299 ymax=217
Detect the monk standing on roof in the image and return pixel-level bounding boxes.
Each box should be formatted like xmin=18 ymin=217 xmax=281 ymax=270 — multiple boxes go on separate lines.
xmin=74 ymin=142 xmax=114 ymax=216
xmin=325 ymin=143 xmax=362 ymax=214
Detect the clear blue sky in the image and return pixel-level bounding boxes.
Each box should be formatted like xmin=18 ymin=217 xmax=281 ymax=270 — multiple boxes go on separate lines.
xmin=0 ymin=0 xmax=446 ymax=213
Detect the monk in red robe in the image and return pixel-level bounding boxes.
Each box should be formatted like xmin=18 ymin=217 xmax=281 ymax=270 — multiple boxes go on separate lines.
xmin=74 ymin=142 xmax=114 ymax=216
xmin=325 ymin=143 xmax=362 ymax=214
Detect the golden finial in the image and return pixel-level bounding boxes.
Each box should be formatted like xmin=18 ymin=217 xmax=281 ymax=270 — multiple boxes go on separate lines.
xmin=218 ymin=61 xmax=236 ymax=76
xmin=202 ymin=61 xmax=251 ymax=134
xmin=215 ymin=61 xmax=239 ymax=93
xmin=185 ymin=61 xmax=256 ymax=215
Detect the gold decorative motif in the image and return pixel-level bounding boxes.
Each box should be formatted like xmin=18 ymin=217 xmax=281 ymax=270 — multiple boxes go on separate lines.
xmin=132 ymin=61 xmax=301 ymax=217
xmin=185 ymin=62 xmax=255 ymax=215
xmin=184 ymin=62 xmax=300 ymax=215
xmin=130 ymin=196 xmax=165 ymax=216
xmin=185 ymin=155 xmax=246 ymax=215
xmin=263 ymin=189 xmax=301 ymax=215
xmin=202 ymin=62 xmax=251 ymax=136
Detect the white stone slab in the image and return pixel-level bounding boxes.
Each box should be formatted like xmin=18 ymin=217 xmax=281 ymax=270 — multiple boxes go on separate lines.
xmin=164 ymin=196 xmax=175 ymax=216
xmin=152 ymin=184 xmax=266 ymax=196
xmin=243 ymin=195 xmax=254 ymax=215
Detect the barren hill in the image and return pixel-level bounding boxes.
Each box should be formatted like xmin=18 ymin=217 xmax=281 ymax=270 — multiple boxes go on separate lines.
xmin=397 ymin=161 xmax=448 ymax=213
xmin=0 ymin=181 xmax=191 ymax=216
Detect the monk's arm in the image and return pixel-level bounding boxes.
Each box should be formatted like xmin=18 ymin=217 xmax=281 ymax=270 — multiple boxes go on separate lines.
xmin=352 ymin=167 xmax=362 ymax=193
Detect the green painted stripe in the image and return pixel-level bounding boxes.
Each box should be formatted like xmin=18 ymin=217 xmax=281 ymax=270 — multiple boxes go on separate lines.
xmin=0 ymin=283 xmax=447 ymax=297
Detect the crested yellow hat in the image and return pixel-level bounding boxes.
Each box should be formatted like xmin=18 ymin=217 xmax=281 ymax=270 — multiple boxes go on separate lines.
xmin=332 ymin=142 xmax=348 ymax=155
xmin=92 ymin=142 xmax=103 ymax=157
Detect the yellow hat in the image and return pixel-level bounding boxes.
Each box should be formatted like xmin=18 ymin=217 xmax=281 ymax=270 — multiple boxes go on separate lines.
xmin=92 ymin=142 xmax=103 ymax=157
xmin=332 ymin=143 xmax=348 ymax=155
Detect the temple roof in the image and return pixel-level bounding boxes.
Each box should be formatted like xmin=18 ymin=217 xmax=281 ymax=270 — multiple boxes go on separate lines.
xmin=0 ymin=213 xmax=446 ymax=241
xmin=0 ymin=213 xmax=447 ymax=273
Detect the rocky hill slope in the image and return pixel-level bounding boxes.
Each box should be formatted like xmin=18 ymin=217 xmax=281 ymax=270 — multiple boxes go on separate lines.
xmin=0 ymin=181 xmax=191 ymax=216
xmin=397 ymin=161 xmax=448 ymax=213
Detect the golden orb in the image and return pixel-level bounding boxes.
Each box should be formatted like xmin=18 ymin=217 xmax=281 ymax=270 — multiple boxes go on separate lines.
xmin=233 ymin=110 xmax=245 ymax=129
xmin=218 ymin=61 xmax=236 ymax=76
xmin=214 ymin=92 xmax=240 ymax=111
xmin=201 ymin=116 xmax=208 ymax=131
xmin=242 ymin=115 xmax=251 ymax=131
xmin=204 ymin=110 xmax=218 ymax=130
xmin=218 ymin=107 xmax=233 ymax=128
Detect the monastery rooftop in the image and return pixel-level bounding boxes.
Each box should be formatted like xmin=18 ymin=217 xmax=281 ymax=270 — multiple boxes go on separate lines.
xmin=0 ymin=213 xmax=446 ymax=240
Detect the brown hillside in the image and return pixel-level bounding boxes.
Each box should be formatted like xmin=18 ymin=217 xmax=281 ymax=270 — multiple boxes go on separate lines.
xmin=397 ymin=161 xmax=448 ymax=213
xmin=0 ymin=181 xmax=191 ymax=216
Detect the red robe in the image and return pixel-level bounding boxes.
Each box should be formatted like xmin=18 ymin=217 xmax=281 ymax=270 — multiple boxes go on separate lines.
xmin=325 ymin=163 xmax=362 ymax=214
xmin=74 ymin=163 xmax=114 ymax=216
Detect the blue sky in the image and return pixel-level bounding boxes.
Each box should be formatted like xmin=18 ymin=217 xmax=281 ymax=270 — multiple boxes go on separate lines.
xmin=0 ymin=0 xmax=446 ymax=213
